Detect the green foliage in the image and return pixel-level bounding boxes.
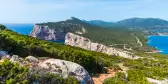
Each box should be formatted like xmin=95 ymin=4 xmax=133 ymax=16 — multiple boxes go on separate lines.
xmin=0 ymin=59 xmax=29 ymax=84
xmin=103 ymin=72 xmax=128 ymax=84
xmin=116 ymin=18 xmax=168 ymax=27
xmin=127 ymin=70 xmax=148 ymax=84
xmin=123 ymin=57 xmax=168 ymax=80
xmin=38 ymin=18 xmax=150 ymax=51
xmin=28 ymin=69 xmax=79 ymax=84
xmin=0 ymin=26 xmax=122 ymax=74
xmin=65 ymin=76 xmax=80 ymax=84
xmin=104 ymin=70 xmax=149 ymax=84
xmin=0 ymin=59 xmax=79 ymax=84
xmin=104 ymin=52 xmax=168 ymax=84
xmin=0 ymin=24 xmax=6 ymax=30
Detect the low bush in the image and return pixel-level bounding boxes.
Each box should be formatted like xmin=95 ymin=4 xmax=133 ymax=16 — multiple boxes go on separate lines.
xmin=0 ymin=59 xmax=79 ymax=84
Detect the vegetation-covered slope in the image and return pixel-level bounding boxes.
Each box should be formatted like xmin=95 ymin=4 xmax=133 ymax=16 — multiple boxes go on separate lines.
xmin=84 ymin=20 xmax=114 ymax=27
xmin=0 ymin=59 xmax=79 ymax=84
xmin=104 ymin=53 xmax=168 ymax=84
xmin=86 ymin=18 xmax=168 ymax=36
xmin=0 ymin=25 xmax=122 ymax=74
xmin=1 ymin=24 xmax=168 ymax=83
xmin=37 ymin=17 xmax=149 ymax=51
xmin=85 ymin=17 xmax=168 ymax=28
xmin=116 ymin=18 xmax=168 ymax=28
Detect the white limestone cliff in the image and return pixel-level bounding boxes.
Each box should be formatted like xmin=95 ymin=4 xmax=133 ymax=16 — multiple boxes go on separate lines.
xmin=31 ymin=25 xmax=66 ymax=40
xmin=65 ymin=32 xmax=139 ymax=59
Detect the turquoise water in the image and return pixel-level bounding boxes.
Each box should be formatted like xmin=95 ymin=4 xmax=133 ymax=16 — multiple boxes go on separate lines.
xmin=4 ymin=24 xmax=34 ymax=35
xmin=148 ymin=36 xmax=168 ymax=54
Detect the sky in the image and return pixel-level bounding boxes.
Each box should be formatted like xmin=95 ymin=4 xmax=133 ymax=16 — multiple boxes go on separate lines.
xmin=0 ymin=0 xmax=168 ymax=23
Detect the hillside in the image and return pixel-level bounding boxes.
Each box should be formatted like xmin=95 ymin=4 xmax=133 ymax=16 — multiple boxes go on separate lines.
xmin=84 ymin=20 xmax=114 ymax=27
xmin=85 ymin=18 xmax=168 ymax=28
xmin=0 ymin=24 xmax=122 ymax=74
xmin=32 ymin=17 xmax=149 ymax=51
xmin=86 ymin=18 xmax=168 ymax=28
xmin=1 ymin=25 xmax=168 ymax=83
xmin=116 ymin=18 xmax=168 ymax=28
xmin=85 ymin=18 xmax=168 ymax=36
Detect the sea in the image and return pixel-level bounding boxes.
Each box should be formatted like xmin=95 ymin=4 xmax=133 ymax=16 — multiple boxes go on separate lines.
xmin=4 ymin=24 xmax=34 ymax=35
xmin=3 ymin=24 xmax=168 ymax=54
xmin=148 ymin=36 xmax=168 ymax=54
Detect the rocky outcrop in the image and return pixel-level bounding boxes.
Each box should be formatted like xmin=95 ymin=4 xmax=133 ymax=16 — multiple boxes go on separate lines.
xmin=4 ymin=55 xmax=93 ymax=84
xmin=65 ymin=33 xmax=139 ymax=59
xmin=10 ymin=55 xmax=20 ymax=62
xmin=39 ymin=59 xmax=94 ymax=84
xmin=25 ymin=56 xmax=38 ymax=62
xmin=31 ymin=25 xmax=66 ymax=40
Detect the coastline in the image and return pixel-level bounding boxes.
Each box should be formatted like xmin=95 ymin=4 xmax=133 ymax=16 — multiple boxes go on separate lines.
xmin=147 ymin=35 xmax=164 ymax=54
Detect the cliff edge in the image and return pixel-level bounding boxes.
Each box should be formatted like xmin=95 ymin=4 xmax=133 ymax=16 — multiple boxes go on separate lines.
xmin=65 ymin=32 xmax=138 ymax=59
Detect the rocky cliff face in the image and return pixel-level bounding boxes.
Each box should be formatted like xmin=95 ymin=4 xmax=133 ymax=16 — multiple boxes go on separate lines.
xmin=31 ymin=25 xmax=139 ymax=59
xmin=65 ymin=33 xmax=138 ymax=59
xmin=30 ymin=23 xmax=86 ymax=40
xmin=31 ymin=25 xmax=66 ymax=40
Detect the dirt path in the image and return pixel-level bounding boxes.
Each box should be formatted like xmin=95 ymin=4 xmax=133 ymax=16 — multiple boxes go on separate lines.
xmin=92 ymin=69 xmax=116 ymax=84
xmin=131 ymin=33 xmax=143 ymax=47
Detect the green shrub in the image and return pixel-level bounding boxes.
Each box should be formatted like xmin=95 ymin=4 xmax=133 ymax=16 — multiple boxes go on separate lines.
xmin=123 ymin=57 xmax=168 ymax=80
xmin=127 ymin=70 xmax=148 ymax=84
xmin=103 ymin=72 xmax=128 ymax=84
xmin=0 ymin=59 xmax=29 ymax=84
xmin=0 ymin=59 xmax=79 ymax=84
xmin=28 ymin=70 xmax=79 ymax=84
xmin=104 ymin=70 xmax=149 ymax=84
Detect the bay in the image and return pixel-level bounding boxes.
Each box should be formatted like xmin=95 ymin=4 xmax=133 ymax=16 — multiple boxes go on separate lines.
xmin=148 ymin=35 xmax=168 ymax=54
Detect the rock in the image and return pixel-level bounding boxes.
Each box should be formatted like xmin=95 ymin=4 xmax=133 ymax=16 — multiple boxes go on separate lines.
xmin=10 ymin=55 xmax=20 ymax=62
xmin=147 ymin=78 xmax=168 ymax=84
xmin=25 ymin=56 xmax=38 ymax=62
xmin=6 ymin=55 xmax=11 ymax=59
xmin=30 ymin=25 xmax=66 ymax=41
xmin=65 ymin=32 xmax=139 ymax=59
xmin=38 ymin=59 xmax=94 ymax=84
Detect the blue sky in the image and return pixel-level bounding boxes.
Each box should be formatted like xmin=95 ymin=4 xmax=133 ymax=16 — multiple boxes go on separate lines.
xmin=0 ymin=0 xmax=168 ymax=23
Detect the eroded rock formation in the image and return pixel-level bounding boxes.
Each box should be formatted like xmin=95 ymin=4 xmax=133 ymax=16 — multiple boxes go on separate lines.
xmin=31 ymin=25 xmax=66 ymax=40
xmin=65 ymin=33 xmax=139 ymax=59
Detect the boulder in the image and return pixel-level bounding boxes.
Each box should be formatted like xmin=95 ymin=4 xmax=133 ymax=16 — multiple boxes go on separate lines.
xmin=25 ymin=56 xmax=38 ymax=62
xmin=10 ymin=55 xmax=20 ymax=62
xmin=38 ymin=59 xmax=94 ymax=84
